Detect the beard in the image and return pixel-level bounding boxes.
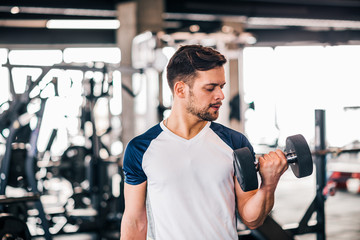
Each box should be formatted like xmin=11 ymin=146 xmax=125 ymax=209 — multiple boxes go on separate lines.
xmin=186 ymin=90 xmax=220 ymax=121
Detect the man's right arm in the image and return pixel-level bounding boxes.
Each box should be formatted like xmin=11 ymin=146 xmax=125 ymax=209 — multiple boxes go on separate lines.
xmin=120 ymin=181 xmax=147 ymax=240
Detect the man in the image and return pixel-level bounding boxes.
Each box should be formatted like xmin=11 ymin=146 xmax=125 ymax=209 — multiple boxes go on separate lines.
xmin=121 ymin=45 xmax=288 ymax=240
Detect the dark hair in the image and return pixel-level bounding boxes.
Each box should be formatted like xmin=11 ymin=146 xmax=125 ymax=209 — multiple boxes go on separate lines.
xmin=166 ymin=45 xmax=227 ymax=92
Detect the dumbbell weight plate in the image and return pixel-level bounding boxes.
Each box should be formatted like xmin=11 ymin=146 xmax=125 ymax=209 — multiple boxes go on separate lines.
xmin=233 ymin=148 xmax=258 ymax=192
xmin=285 ymin=134 xmax=313 ymax=178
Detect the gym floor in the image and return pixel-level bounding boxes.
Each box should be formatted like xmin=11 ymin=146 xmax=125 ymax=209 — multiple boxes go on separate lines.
xmin=273 ymin=169 xmax=360 ymax=240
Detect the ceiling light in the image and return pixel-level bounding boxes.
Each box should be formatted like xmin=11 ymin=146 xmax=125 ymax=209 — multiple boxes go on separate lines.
xmin=10 ymin=6 xmax=20 ymax=14
xmin=0 ymin=6 xmax=116 ymax=17
xmin=46 ymin=20 xmax=120 ymax=29
xmin=189 ymin=24 xmax=200 ymax=32
xmin=248 ymin=17 xmax=360 ymax=29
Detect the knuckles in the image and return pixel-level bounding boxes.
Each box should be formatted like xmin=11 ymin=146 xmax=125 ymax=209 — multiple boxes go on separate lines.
xmin=260 ymin=150 xmax=288 ymax=171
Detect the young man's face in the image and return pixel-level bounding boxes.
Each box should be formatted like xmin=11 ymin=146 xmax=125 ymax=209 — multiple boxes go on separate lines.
xmin=185 ymin=66 xmax=226 ymax=121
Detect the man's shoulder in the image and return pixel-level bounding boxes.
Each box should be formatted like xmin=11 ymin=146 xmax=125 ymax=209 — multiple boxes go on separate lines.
xmin=209 ymin=122 xmax=250 ymax=150
xmin=209 ymin=122 xmax=243 ymax=137
xmin=126 ymin=123 xmax=163 ymax=152
xmin=123 ymin=125 xmax=163 ymax=185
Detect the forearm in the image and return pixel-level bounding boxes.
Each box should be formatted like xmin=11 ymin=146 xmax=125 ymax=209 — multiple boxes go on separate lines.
xmin=236 ymin=149 xmax=287 ymax=229
xmin=237 ymin=184 xmax=275 ymax=229
xmin=120 ymin=212 xmax=147 ymax=240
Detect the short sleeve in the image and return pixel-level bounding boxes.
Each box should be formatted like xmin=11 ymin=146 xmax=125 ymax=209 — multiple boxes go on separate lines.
xmin=122 ymin=124 xmax=163 ymax=185
xmin=123 ymin=140 xmax=147 ymax=185
xmin=210 ymin=122 xmax=255 ymax=161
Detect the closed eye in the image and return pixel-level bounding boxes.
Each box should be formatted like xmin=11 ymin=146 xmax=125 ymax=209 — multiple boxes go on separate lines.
xmin=204 ymin=82 xmax=226 ymax=91
xmin=206 ymin=87 xmax=215 ymax=92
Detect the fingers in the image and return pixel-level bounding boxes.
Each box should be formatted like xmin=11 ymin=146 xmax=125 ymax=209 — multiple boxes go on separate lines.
xmin=258 ymin=149 xmax=288 ymax=174
xmin=257 ymin=150 xmax=288 ymax=189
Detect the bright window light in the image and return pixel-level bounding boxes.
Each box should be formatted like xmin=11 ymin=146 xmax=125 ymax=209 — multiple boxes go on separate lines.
xmin=110 ymin=71 xmax=122 ymax=115
xmin=63 ymin=48 xmax=121 ymax=64
xmin=8 ymin=50 xmax=62 ymax=66
xmin=112 ymin=173 xmax=122 ymax=197
xmin=243 ymin=45 xmax=360 ymax=148
xmin=0 ymin=48 xmax=8 ymax=64
xmin=11 ymin=67 xmax=42 ymax=93
xmin=46 ymin=19 xmax=120 ymax=29
xmin=0 ymin=68 xmax=9 ymax=104
xmin=133 ymin=73 xmax=147 ymax=115
xmin=161 ymin=47 xmax=175 ymax=108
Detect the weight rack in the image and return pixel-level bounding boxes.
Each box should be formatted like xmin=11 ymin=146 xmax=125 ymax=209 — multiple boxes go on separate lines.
xmin=240 ymin=109 xmax=328 ymax=240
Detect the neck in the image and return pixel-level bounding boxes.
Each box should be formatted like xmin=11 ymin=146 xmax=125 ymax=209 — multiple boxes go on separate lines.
xmin=164 ymin=112 xmax=208 ymax=140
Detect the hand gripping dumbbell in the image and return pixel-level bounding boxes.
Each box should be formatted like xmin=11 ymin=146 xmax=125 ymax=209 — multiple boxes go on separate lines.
xmin=233 ymin=134 xmax=313 ymax=192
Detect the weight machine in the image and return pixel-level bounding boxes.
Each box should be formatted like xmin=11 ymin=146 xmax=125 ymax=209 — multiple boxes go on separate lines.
xmin=0 ymin=62 xmax=132 ymax=239
xmin=0 ymin=70 xmax=53 ymax=239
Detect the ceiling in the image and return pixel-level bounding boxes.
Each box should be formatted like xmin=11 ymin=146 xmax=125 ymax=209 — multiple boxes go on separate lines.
xmin=0 ymin=0 xmax=360 ymax=47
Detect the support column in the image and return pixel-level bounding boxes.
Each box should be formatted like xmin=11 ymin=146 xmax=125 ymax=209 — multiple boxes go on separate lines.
xmin=116 ymin=2 xmax=137 ymax=150
xmin=315 ymin=109 xmax=326 ymax=240
xmin=116 ymin=0 xmax=164 ymax=149
xmin=137 ymin=0 xmax=164 ymax=33
xmin=137 ymin=0 xmax=164 ymax=133
xmin=228 ymin=49 xmax=246 ymax=133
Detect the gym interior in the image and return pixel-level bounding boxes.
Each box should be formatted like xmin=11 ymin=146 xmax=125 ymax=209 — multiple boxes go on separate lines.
xmin=0 ymin=0 xmax=359 ymax=239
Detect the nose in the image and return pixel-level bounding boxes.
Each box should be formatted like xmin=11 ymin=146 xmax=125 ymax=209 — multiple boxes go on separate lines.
xmin=215 ymin=87 xmax=225 ymax=101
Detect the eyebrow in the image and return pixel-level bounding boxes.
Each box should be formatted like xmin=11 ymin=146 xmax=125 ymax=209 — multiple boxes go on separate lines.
xmin=204 ymin=82 xmax=226 ymax=87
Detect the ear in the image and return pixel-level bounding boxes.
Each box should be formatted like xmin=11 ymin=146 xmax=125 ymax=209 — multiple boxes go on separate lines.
xmin=174 ymin=81 xmax=187 ymax=98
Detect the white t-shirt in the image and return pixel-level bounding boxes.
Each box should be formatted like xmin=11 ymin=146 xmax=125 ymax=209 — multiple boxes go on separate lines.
xmin=123 ymin=121 xmax=254 ymax=240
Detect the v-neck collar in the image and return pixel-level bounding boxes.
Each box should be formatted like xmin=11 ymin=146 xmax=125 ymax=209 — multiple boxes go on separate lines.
xmin=160 ymin=121 xmax=211 ymax=143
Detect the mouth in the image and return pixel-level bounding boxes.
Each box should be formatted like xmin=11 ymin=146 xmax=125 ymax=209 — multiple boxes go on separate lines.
xmin=210 ymin=103 xmax=222 ymax=111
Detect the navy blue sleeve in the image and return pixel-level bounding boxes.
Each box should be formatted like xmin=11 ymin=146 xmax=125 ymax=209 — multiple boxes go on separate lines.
xmin=123 ymin=139 xmax=148 ymax=185
xmin=210 ymin=122 xmax=255 ymax=161
xmin=122 ymin=124 xmax=163 ymax=185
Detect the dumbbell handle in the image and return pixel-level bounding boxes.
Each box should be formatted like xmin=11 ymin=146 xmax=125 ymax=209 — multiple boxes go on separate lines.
xmin=286 ymin=151 xmax=298 ymax=163
xmin=255 ymin=151 xmax=297 ymax=170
